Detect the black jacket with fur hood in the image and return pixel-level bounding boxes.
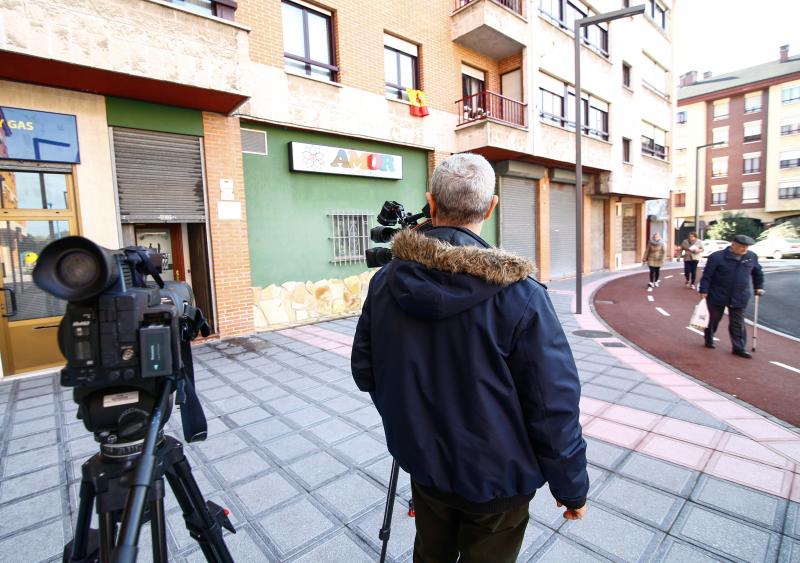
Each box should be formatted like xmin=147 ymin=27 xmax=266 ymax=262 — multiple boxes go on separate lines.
xmin=351 ymin=226 xmax=588 ymax=513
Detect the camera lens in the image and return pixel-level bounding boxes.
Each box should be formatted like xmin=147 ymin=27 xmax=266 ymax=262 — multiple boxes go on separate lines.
xmin=57 ymin=250 xmax=100 ymax=289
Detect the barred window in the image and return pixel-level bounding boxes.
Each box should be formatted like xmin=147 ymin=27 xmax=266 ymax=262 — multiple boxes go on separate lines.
xmin=329 ymin=212 xmax=371 ymax=263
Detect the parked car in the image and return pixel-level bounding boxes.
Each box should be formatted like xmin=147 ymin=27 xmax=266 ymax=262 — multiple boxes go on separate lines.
xmin=750 ymin=238 xmax=800 ymax=259
xmin=701 ymin=239 xmax=730 ymax=258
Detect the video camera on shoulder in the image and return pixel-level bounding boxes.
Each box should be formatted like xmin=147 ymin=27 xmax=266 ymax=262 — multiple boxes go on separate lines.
xmin=33 ymin=236 xmax=210 ymax=457
xmin=366 ymin=200 xmax=431 ymax=267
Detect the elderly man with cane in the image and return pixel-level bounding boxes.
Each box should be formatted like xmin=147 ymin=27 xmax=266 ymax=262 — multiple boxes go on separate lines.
xmin=699 ymin=234 xmax=765 ymax=358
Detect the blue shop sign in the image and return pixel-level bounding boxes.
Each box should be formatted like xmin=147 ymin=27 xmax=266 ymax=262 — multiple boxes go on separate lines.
xmin=0 ymin=106 xmax=80 ymax=164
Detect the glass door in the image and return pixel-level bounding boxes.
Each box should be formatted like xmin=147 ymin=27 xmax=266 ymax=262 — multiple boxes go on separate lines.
xmin=0 ymin=169 xmax=77 ymax=376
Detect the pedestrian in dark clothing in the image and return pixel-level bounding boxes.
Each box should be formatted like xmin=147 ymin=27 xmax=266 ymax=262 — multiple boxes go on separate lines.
xmin=699 ymin=234 xmax=765 ymax=358
xmin=642 ymin=233 xmax=666 ymax=292
xmin=351 ymin=153 xmax=589 ymax=563
xmin=680 ymin=232 xmax=704 ymax=289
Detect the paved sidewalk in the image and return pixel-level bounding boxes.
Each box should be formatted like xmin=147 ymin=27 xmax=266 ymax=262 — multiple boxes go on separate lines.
xmin=0 ymin=278 xmax=799 ymax=562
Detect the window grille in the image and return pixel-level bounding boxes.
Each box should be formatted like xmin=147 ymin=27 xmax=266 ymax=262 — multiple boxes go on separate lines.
xmin=329 ymin=212 xmax=371 ymax=264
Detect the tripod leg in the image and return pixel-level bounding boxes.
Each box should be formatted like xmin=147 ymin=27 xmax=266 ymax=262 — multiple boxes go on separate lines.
xmin=68 ymin=479 xmax=96 ymax=561
xmin=149 ymin=481 xmax=169 ymax=563
xmin=379 ymin=459 xmax=401 ymax=563
xmin=165 ymin=454 xmax=234 ymax=563
xmin=99 ymin=511 xmax=117 ymax=563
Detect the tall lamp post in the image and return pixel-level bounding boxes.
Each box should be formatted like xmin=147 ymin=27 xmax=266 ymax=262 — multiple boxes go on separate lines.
xmin=575 ymin=5 xmax=645 ymax=315
xmin=695 ymin=141 xmax=725 ymax=238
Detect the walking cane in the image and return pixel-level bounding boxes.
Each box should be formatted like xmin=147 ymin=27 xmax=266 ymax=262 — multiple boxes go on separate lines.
xmin=379 ymin=459 xmax=401 ymax=563
xmin=752 ymin=294 xmax=760 ymax=352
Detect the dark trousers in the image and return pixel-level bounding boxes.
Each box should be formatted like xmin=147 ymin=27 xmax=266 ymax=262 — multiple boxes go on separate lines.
xmin=705 ymin=304 xmax=747 ymax=351
xmin=411 ymin=481 xmax=530 ymax=563
xmin=684 ymin=261 xmax=698 ymax=284
xmin=648 ymin=266 xmax=660 ymax=283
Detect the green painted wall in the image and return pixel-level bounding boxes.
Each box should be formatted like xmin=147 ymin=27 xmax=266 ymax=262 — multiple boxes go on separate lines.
xmin=483 ymin=197 xmax=498 ymax=246
xmin=243 ymin=125 xmax=430 ymax=286
xmin=105 ymin=97 xmax=204 ymax=136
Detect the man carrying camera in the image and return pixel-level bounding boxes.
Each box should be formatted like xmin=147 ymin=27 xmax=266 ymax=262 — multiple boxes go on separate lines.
xmin=352 ymin=154 xmax=589 ymax=562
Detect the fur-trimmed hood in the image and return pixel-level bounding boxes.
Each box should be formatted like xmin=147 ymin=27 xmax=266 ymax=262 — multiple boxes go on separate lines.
xmin=385 ymin=227 xmax=536 ymax=321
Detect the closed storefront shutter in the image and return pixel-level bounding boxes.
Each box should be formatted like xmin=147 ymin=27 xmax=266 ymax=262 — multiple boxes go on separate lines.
xmin=549 ymin=183 xmax=576 ymax=279
xmin=113 ymin=128 xmax=205 ymax=223
xmin=591 ymin=199 xmax=605 ymax=271
xmin=499 ymin=176 xmax=536 ymax=263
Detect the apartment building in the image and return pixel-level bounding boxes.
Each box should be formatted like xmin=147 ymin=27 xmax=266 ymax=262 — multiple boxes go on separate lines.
xmin=672 ymin=45 xmax=800 ymax=242
xmin=0 ymin=0 xmax=674 ymax=376
xmin=236 ymin=0 xmax=675 ymax=329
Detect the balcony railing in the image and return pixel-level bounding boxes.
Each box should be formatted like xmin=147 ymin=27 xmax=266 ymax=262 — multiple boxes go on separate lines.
xmin=456 ymin=91 xmax=527 ymax=128
xmin=455 ymin=0 xmax=523 ymax=16
xmin=641 ymin=137 xmax=669 ymax=160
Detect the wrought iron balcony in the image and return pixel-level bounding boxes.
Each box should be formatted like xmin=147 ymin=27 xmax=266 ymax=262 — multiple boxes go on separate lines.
xmin=456 ymin=91 xmax=527 ymax=128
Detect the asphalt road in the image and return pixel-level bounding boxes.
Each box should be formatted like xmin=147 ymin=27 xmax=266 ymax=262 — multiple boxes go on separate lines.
xmin=594 ymin=269 xmax=800 ymax=426
xmin=745 ymin=269 xmax=800 ymax=339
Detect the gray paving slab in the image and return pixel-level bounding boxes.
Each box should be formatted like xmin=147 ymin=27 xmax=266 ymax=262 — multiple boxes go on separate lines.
xmin=184 ymin=525 xmax=274 ymax=563
xmin=779 ymin=535 xmax=800 ymax=563
xmin=530 ymin=534 xmax=613 ymax=562
xmin=0 ymin=466 xmax=61 ymax=505
xmin=231 ymin=471 xmax=302 ymax=518
xmin=211 ymin=450 xmax=271 ymax=485
xmin=616 ymin=453 xmax=699 ymax=496
xmin=284 ymin=405 xmax=331 ymax=428
xmin=515 ymin=521 xmax=554 ymax=562
xmin=592 ymin=476 xmax=684 ymax=531
xmin=786 ymin=502 xmax=800 ymax=539
xmin=584 ymin=437 xmax=632 ymax=471
xmin=0 ymin=488 xmax=62 ymax=539
xmin=305 ymin=418 xmax=362 ymax=446
xmin=290 ymin=530 xmax=376 ymax=563
xmin=665 ymin=403 xmax=730 ymax=430
xmin=352 ymin=500 xmax=416 ymax=561
xmin=529 ymin=485 xmax=568 ymax=529
xmin=226 ymin=406 xmax=272 ymax=427
xmin=671 ymin=503 xmax=782 ymax=562
xmin=259 ymin=497 xmax=339 ymax=557
xmin=287 ymin=451 xmax=350 ymax=490
xmin=345 ymin=405 xmax=383 ymax=429
xmin=332 ymin=433 xmax=388 ymax=466
xmin=653 ymin=537 xmax=731 ymax=563
xmin=561 ymin=504 xmax=665 ymax=562
xmin=615 ymin=393 xmax=675 ymax=415
xmin=13 ymin=403 xmax=57 ymax=422
xmin=581 ymin=384 xmax=625 ymax=403
xmin=3 ymin=445 xmax=60 ymax=477
xmin=590 ymin=375 xmax=641 ymax=392
xmin=313 ymin=473 xmax=385 ymax=522
xmin=627 ymin=382 xmax=681 ymax=402
xmin=242 ymin=418 xmax=293 ymax=443
xmin=6 ymin=429 xmax=58 ymax=455
xmin=193 ymin=433 xmax=249 ymax=462
xmin=691 ymin=475 xmax=787 ymax=531
xmin=263 ymin=433 xmax=320 ymax=463
xmin=0 ymin=519 xmax=64 ymax=562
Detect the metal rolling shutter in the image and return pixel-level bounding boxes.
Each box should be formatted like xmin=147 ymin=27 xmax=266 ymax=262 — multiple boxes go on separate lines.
xmin=591 ymin=199 xmax=605 ymax=271
xmin=499 ymin=176 xmax=536 ymax=263
xmin=113 ymin=128 xmax=205 ymax=223
xmin=549 ymin=183 xmax=577 ymax=279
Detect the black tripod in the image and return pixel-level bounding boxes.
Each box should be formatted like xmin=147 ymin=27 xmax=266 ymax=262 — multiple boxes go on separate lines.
xmin=378 ymin=459 xmax=415 ymax=563
xmin=65 ymin=383 xmax=235 ymax=563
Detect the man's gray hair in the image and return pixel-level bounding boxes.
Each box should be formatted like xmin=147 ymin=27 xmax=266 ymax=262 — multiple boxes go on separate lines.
xmin=431 ymin=153 xmax=496 ymax=224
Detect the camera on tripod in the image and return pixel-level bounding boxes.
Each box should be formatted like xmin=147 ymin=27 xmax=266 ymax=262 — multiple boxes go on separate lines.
xmin=33 ymin=236 xmax=235 ymax=563
xmin=365 ymin=200 xmax=431 ymax=267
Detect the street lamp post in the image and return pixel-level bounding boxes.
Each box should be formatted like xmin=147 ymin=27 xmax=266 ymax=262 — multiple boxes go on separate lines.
xmin=574 ymin=5 xmax=646 ymax=315
xmin=694 ymin=142 xmax=725 ymax=238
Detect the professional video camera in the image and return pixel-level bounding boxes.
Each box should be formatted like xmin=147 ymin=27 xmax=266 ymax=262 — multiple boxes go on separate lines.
xmin=365 ymin=200 xmax=432 ymax=267
xmin=33 ymin=236 xmax=235 ymax=563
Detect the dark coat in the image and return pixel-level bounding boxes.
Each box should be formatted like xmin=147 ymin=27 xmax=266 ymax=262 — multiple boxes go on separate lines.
xmin=351 ymin=226 xmax=589 ymax=512
xmin=699 ymin=247 xmax=764 ymax=308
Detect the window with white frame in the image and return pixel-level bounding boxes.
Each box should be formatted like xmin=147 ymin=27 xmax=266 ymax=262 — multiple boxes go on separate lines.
xmin=781 ymin=117 xmax=800 ymax=136
xmin=537 ymin=0 xmax=609 ymax=56
xmin=676 ymin=111 xmax=687 ymax=124
xmin=780 ymin=150 xmax=800 ymax=168
xmin=779 ymin=182 xmax=800 ymax=199
xmin=642 ymin=55 xmax=668 ymax=96
xmin=741 ymin=181 xmax=760 ymax=203
xmin=711 ymin=185 xmax=727 ymax=205
xmin=713 ymin=100 xmax=729 ymax=120
xmin=743 ymin=152 xmax=761 ymax=174
xmin=641 ymin=122 xmax=667 ymax=159
xmin=782 ymin=85 xmax=800 ymax=104
xmin=744 ymin=92 xmax=762 ymax=114
xmin=384 ymin=34 xmax=419 ymax=102
xmin=712 ymin=157 xmax=728 ymax=178
xmin=743 ymin=121 xmax=762 ymax=143
xmin=329 ymin=212 xmax=370 ymax=263
xmin=712 ymin=126 xmax=729 ymax=146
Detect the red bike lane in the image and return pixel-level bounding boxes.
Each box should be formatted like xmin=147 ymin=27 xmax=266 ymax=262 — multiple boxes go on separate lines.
xmin=593 ymin=268 xmax=800 ymax=427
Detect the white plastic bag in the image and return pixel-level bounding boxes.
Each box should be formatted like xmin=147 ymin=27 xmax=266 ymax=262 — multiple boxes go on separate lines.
xmin=690 ymin=299 xmax=709 ymax=330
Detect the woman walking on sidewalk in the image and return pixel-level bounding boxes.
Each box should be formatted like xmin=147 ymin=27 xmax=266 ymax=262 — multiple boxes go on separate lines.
xmin=642 ymin=233 xmax=666 ymax=292
xmin=680 ymin=232 xmax=703 ymax=289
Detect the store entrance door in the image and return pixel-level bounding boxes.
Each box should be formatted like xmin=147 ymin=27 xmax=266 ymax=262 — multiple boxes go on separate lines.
xmin=134 ymin=225 xmax=185 ymax=282
xmin=0 ymin=169 xmax=77 ymax=376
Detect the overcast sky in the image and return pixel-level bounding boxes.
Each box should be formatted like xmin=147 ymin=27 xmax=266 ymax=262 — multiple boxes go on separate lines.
xmin=673 ymin=0 xmax=800 ymax=79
